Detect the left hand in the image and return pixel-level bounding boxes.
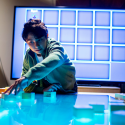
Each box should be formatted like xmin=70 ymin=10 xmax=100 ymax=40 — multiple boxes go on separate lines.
xmin=4 ymin=77 xmax=28 ymax=95
xmin=43 ymin=83 xmax=62 ymax=92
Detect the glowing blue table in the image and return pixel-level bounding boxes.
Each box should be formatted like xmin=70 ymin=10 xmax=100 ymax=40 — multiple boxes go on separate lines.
xmin=0 ymin=92 xmax=124 ymax=125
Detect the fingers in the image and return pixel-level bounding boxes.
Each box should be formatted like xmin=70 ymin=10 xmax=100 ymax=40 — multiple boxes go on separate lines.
xmin=47 ymin=84 xmax=62 ymax=92
xmin=8 ymin=83 xmax=17 ymax=95
xmin=15 ymin=83 xmax=21 ymax=95
xmin=8 ymin=80 xmax=20 ymax=95
xmin=3 ymin=84 xmax=15 ymax=94
xmin=53 ymin=84 xmax=62 ymax=89
xmin=4 ymin=77 xmax=28 ymax=95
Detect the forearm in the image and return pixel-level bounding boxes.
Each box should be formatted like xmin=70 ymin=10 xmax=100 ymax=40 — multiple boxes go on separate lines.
xmin=24 ymin=52 xmax=65 ymax=84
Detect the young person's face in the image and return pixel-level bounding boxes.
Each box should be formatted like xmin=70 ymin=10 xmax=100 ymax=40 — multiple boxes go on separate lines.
xmin=26 ymin=33 xmax=47 ymax=56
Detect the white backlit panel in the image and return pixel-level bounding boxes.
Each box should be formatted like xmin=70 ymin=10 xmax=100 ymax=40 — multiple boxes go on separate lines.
xmin=78 ymin=11 xmax=93 ymax=26
xmin=94 ymin=46 xmax=110 ymax=61
xmin=43 ymin=10 xmax=59 ymax=25
xmin=60 ymin=10 xmax=76 ymax=25
xmin=77 ymin=45 xmax=92 ymax=60
xmin=77 ymin=28 xmax=93 ymax=43
xmin=111 ymin=63 xmax=125 ymax=81
xmin=112 ymin=12 xmax=125 ymax=27
xmin=95 ymin=29 xmax=110 ymax=44
xmin=62 ymin=45 xmax=75 ymax=60
xmin=95 ymin=11 xmax=110 ymax=26
xmin=112 ymin=29 xmax=125 ymax=44
xmin=112 ymin=46 xmax=125 ymax=61
xmin=60 ymin=28 xmax=75 ymax=43
xmin=12 ymin=7 xmax=125 ymax=82
xmin=74 ymin=63 xmax=109 ymax=79
xmin=47 ymin=27 xmax=58 ymax=41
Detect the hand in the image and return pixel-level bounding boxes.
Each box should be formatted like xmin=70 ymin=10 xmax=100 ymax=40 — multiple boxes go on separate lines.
xmin=4 ymin=77 xmax=28 ymax=95
xmin=43 ymin=83 xmax=62 ymax=92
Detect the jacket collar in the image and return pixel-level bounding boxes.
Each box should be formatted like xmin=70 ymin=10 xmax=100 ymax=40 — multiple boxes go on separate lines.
xmin=28 ymin=49 xmax=35 ymax=59
xmin=27 ymin=47 xmax=48 ymax=61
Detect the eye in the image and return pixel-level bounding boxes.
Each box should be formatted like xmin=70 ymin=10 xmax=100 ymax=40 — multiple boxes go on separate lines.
xmin=30 ymin=41 xmax=34 ymax=43
xmin=28 ymin=41 xmax=34 ymax=44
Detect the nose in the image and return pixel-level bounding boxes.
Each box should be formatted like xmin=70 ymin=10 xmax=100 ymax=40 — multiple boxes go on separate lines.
xmin=34 ymin=41 xmax=40 ymax=47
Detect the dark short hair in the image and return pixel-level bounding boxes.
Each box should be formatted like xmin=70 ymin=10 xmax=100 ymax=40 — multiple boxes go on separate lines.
xmin=22 ymin=19 xmax=48 ymax=41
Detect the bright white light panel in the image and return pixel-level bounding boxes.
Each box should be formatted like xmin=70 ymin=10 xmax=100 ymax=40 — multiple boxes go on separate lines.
xmin=17 ymin=8 xmax=125 ymax=81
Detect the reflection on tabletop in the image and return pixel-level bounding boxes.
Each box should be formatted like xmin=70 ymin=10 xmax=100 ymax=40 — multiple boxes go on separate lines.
xmin=0 ymin=92 xmax=125 ymax=125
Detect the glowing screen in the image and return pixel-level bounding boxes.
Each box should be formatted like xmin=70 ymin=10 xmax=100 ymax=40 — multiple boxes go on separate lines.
xmin=11 ymin=7 xmax=125 ymax=82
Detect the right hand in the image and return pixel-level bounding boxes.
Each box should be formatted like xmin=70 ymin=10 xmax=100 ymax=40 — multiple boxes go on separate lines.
xmin=4 ymin=77 xmax=28 ymax=95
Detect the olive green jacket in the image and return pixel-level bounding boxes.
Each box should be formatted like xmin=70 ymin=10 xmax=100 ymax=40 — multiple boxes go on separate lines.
xmin=21 ymin=38 xmax=76 ymax=90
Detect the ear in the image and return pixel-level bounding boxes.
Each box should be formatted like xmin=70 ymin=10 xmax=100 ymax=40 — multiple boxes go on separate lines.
xmin=47 ymin=34 xmax=49 ymax=38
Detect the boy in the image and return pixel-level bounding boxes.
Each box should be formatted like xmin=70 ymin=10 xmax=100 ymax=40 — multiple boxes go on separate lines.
xmin=5 ymin=19 xmax=77 ymax=95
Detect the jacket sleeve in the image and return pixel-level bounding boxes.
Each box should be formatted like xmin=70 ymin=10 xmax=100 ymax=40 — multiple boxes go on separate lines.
xmin=21 ymin=54 xmax=30 ymax=77
xmin=24 ymin=41 xmax=66 ymax=84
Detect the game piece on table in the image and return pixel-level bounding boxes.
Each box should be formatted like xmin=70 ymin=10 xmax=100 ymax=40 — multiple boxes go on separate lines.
xmin=111 ymin=110 xmax=125 ymax=124
xmin=43 ymin=91 xmax=56 ymax=98
xmin=1 ymin=93 xmax=16 ymax=101
xmin=123 ymin=94 xmax=125 ymax=101
xmin=89 ymin=103 xmax=105 ymax=113
xmin=115 ymin=93 xmax=122 ymax=100
xmin=43 ymin=92 xmax=56 ymax=103
xmin=110 ymin=103 xmax=125 ymax=112
xmin=22 ymin=92 xmax=35 ymax=100
xmin=0 ymin=88 xmax=5 ymax=94
xmin=73 ymin=105 xmax=94 ymax=119
xmin=118 ymin=93 xmax=125 ymax=101
xmin=109 ymin=96 xmax=124 ymax=103
xmin=115 ymin=93 xmax=119 ymax=99
xmin=1 ymin=93 xmax=5 ymax=99
xmin=119 ymin=93 xmax=124 ymax=100
xmin=5 ymin=87 xmax=9 ymax=91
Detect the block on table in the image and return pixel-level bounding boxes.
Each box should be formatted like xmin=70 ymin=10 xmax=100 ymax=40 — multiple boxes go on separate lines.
xmin=110 ymin=96 xmax=124 ymax=103
xmin=110 ymin=103 xmax=125 ymax=112
xmin=1 ymin=93 xmax=5 ymax=99
xmin=73 ymin=105 xmax=94 ymax=119
xmin=123 ymin=94 xmax=125 ymax=101
xmin=119 ymin=93 xmax=124 ymax=100
xmin=43 ymin=92 xmax=56 ymax=103
xmin=89 ymin=103 xmax=105 ymax=113
xmin=115 ymin=93 xmax=120 ymax=99
xmin=43 ymin=92 xmax=56 ymax=98
xmin=1 ymin=93 xmax=16 ymax=101
xmin=118 ymin=93 xmax=125 ymax=101
xmin=5 ymin=87 xmax=9 ymax=91
xmin=111 ymin=110 xmax=125 ymax=124
xmin=0 ymin=88 xmax=5 ymax=94
xmin=115 ymin=93 xmax=123 ymax=100
xmin=22 ymin=92 xmax=35 ymax=100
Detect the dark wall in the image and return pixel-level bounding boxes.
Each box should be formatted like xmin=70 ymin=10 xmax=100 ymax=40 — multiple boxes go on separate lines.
xmin=56 ymin=0 xmax=125 ymax=8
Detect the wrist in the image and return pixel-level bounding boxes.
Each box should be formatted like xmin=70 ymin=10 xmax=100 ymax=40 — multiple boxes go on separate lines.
xmin=21 ymin=77 xmax=29 ymax=89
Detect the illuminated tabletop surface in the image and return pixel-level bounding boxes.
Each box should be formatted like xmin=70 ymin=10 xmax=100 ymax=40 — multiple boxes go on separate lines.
xmin=0 ymin=92 xmax=124 ymax=125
